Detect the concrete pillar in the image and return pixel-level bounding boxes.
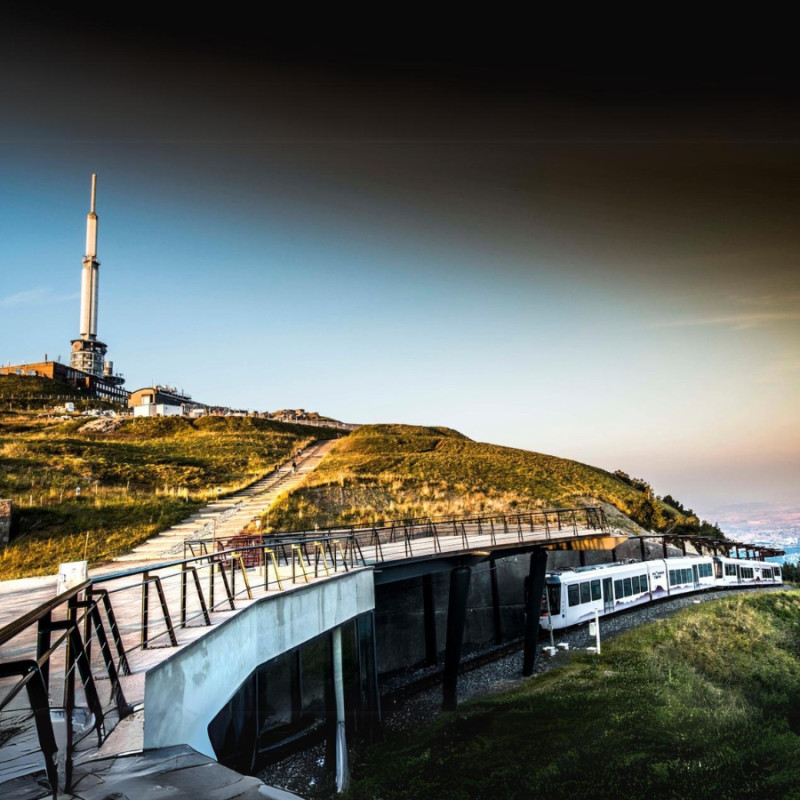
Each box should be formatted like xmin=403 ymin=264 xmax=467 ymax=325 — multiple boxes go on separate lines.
xmin=422 ymin=574 xmax=438 ymax=666
xmin=442 ymin=565 xmax=471 ymax=711
xmin=332 ymin=627 xmax=349 ymax=793
xmin=522 ymin=549 xmax=548 ymax=677
xmin=639 ymin=537 xmax=647 ymax=562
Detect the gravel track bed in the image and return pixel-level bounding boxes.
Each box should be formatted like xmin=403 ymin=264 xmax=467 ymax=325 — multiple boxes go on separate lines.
xmin=260 ymin=585 xmax=790 ymax=797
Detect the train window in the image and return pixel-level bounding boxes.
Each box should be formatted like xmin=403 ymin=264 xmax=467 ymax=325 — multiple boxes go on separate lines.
xmin=669 ymin=570 xmax=676 ymax=586
xmin=741 ymin=567 xmax=754 ymax=579
xmin=623 ymin=577 xmax=632 ymax=597
xmin=546 ymin=585 xmax=561 ymax=615
xmin=614 ymin=579 xmax=623 ymax=598
xmin=568 ymin=585 xmax=580 ymax=607
xmin=726 ymin=564 xmax=737 ymax=576
xmin=591 ymin=580 xmax=601 ymax=601
xmin=763 ymin=568 xmax=771 ymax=579
xmin=698 ymin=564 xmax=712 ymax=578
xmin=580 ymin=582 xmax=591 ymax=604
xmin=631 ymin=575 xmax=640 ymax=594
xmin=640 ymin=574 xmax=648 ymax=592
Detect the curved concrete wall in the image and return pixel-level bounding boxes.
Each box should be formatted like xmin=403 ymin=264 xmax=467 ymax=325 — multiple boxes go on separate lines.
xmin=143 ymin=570 xmax=375 ymax=757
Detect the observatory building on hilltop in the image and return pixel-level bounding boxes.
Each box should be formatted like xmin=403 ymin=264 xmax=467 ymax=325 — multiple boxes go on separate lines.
xmin=0 ymin=175 xmax=128 ymax=403
xmin=69 ymin=174 xmax=117 ymax=380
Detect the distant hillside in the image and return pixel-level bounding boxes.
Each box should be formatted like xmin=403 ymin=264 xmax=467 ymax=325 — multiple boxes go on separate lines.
xmin=0 ymin=413 xmax=342 ymax=579
xmin=265 ymin=424 xmax=698 ymax=533
xmin=0 ymin=373 xmax=85 ymax=400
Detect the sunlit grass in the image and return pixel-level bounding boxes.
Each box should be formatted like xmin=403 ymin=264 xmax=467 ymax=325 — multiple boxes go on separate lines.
xmin=346 ymin=591 xmax=800 ymax=800
xmin=265 ymin=424 xmax=688 ymax=532
xmin=0 ymin=411 xmax=341 ymax=579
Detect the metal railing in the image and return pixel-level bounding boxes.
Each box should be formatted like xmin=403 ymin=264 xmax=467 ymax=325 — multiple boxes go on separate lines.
xmin=0 ymin=580 xmax=133 ymax=798
xmin=193 ymin=506 xmax=608 ymax=561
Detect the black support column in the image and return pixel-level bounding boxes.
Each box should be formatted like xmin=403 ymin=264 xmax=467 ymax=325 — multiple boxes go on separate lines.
xmin=522 ymin=549 xmax=548 ymax=677
xmin=422 ymin=574 xmax=438 ymax=667
xmin=442 ymin=565 xmax=472 ymax=711
xmin=490 ymin=557 xmax=503 ymax=646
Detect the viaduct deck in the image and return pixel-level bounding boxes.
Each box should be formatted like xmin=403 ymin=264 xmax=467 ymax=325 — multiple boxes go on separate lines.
xmin=0 ymin=506 xmax=614 ymax=798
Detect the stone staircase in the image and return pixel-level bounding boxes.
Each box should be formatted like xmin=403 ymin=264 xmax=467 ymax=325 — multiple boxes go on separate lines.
xmin=107 ymin=439 xmax=338 ymax=567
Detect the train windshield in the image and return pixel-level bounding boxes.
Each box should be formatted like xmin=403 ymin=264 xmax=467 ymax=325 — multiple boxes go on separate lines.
xmin=541 ymin=583 xmax=561 ymax=615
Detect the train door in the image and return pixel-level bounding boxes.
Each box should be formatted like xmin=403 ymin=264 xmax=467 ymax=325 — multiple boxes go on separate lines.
xmin=603 ymin=577 xmax=614 ymax=613
xmin=692 ymin=564 xmax=699 ymax=588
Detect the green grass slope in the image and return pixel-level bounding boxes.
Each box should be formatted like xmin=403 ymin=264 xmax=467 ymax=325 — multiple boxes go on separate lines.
xmin=346 ymin=590 xmax=800 ymax=800
xmin=265 ymin=424 xmax=692 ymax=532
xmin=0 ymin=412 xmax=340 ymax=579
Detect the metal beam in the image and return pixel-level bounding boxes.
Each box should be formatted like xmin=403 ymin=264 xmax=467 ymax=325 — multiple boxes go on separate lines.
xmin=522 ymin=549 xmax=548 ymax=677
xmin=442 ymin=565 xmax=472 ymax=711
xmin=422 ymin=574 xmax=438 ymax=667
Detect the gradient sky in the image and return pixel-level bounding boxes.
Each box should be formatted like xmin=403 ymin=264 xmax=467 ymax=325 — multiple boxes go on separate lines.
xmin=1 ymin=13 xmax=798 ymax=516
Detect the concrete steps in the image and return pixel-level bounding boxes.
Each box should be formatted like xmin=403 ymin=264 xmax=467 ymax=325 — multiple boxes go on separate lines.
xmin=108 ymin=440 xmax=338 ymax=566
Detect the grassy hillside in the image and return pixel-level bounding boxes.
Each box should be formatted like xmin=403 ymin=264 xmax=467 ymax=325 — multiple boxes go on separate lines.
xmin=0 ymin=412 xmax=340 ymax=579
xmin=265 ymin=424 xmax=695 ymax=532
xmin=346 ymin=590 xmax=800 ymax=800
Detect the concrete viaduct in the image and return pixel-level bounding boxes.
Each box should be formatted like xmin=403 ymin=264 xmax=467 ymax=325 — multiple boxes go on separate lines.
xmin=0 ymin=506 xmax=623 ymax=798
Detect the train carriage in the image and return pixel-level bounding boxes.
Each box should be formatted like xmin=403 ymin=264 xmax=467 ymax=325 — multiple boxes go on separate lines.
xmin=542 ymin=560 xmax=654 ymax=630
xmin=661 ymin=555 xmax=716 ymax=598
xmin=714 ymin=556 xmax=782 ymax=586
xmin=539 ymin=553 xmax=769 ymax=632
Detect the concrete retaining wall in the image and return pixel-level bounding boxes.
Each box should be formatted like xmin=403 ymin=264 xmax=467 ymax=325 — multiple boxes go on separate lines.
xmin=143 ymin=569 xmax=375 ymax=758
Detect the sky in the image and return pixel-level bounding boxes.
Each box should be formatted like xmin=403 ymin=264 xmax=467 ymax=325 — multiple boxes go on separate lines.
xmin=1 ymin=12 xmax=798 ymax=517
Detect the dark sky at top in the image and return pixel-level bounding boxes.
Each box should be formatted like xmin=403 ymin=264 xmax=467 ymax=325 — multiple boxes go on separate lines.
xmin=1 ymin=9 xmax=798 ymax=511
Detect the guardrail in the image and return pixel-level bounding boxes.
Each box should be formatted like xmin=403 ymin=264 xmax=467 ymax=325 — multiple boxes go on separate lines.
xmin=0 ymin=580 xmax=133 ymax=797
xmin=196 ymin=506 xmax=609 ymax=559
xmin=0 ymin=505 xmax=607 ymax=797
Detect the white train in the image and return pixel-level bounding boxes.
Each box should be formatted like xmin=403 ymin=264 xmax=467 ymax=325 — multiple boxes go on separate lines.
xmin=540 ymin=555 xmax=782 ymax=630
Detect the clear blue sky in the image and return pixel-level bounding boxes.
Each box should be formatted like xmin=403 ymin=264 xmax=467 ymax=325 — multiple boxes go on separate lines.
xmin=1 ymin=12 xmax=798 ymax=516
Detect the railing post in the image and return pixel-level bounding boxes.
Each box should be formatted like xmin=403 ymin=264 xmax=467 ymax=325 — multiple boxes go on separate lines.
xmin=36 ymin=610 xmax=52 ymax=691
xmin=153 ymin=577 xmax=178 ymax=646
xmin=95 ymin=589 xmax=131 ymax=675
xmin=141 ymin=571 xmax=150 ymax=650
xmin=63 ymin=605 xmax=76 ymax=791
xmin=181 ymin=563 xmax=188 ymax=628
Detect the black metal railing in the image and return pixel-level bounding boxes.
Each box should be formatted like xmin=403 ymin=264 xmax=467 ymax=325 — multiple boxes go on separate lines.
xmin=0 ymin=580 xmax=134 ymax=798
